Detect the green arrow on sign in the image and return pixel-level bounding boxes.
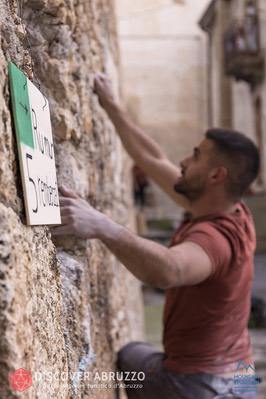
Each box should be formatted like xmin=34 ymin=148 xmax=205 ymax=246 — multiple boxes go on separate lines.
xmin=8 ymin=62 xmax=34 ymax=149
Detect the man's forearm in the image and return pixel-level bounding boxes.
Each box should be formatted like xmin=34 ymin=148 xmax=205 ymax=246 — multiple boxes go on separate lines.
xmin=105 ymin=102 xmax=166 ymax=164
xmin=94 ymin=74 xmax=191 ymax=211
xmin=99 ymin=218 xmax=180 ymax=289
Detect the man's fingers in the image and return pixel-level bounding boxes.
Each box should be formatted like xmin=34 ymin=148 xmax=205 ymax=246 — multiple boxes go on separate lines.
xmin=94 ymin=73 xmax=104 ymax=85
xmin=59 ymin=185 xmax=79 ymax=199
xmin=95 ymin=72 xmax=107 ymax=80
xmin=51 ymin=225 xmax=73 ymax=236
xmin=94 ymin=72 xmax=111 ymax=88
xmin=93 ymin=77 xmax=102 ymax=94
xmin=60 ymin=206 xmax=73 ymax=216
xmin=59 ymin=197 xmax=76 ymax=206
xmin=94 ymin=76 xmax=104 ymax=92
xmin=60 ymin=215 xmax=73 ymax=224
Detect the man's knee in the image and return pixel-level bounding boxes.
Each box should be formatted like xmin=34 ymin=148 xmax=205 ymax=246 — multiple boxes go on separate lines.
xmin=117 ymin=341 xmax=141 ymax=371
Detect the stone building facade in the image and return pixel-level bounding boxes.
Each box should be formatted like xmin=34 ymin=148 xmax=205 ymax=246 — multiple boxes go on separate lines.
xmin=0 ymin=1 xmax=143 ymax=398
xmin=116 ymin=0 xmax=210 ymax=222
xmin=199 ymin=0 xmax=266 ymax=251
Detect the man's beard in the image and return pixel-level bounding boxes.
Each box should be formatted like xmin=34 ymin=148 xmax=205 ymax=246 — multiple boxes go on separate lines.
xmin=174 ymin=176 xmax=206 ymax=201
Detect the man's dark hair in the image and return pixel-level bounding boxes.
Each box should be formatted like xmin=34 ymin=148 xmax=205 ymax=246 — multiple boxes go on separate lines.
xmin=205 ymin=128 xmax=260 ymax=199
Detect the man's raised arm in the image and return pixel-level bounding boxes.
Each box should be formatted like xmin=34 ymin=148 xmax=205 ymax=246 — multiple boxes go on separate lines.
xmin=94 ymin=74 xmax=191 ymax=212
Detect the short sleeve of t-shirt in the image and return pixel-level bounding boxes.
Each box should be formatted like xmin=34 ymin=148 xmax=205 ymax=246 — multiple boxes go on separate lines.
xmin=182 ymin=222 xmax=232 ymax=279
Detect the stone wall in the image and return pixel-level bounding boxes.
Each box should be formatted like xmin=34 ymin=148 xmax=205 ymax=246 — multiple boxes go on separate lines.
xmin=0 ymin=1 xmax=143 ymax=398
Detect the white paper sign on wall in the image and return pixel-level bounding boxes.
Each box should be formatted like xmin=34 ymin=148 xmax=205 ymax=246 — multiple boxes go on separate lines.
xmin=9 ymin=62 xmax=61 ymax=226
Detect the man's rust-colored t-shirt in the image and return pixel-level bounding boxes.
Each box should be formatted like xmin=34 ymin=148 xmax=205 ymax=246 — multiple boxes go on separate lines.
xmin=163 ymin=202 xmax=256 ymax=375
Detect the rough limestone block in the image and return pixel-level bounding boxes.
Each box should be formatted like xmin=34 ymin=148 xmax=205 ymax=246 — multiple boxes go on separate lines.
xmin=0 ymin=0 xmax=144 ymax=397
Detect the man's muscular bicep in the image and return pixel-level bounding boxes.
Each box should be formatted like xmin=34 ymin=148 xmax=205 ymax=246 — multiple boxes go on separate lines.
xmin=169 ymin=242 xmax=213 ymax=286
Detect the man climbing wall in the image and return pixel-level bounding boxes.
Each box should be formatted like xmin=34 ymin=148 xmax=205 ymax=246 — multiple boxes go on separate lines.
xmin=53 ymin=73 xmax=260 ymax=399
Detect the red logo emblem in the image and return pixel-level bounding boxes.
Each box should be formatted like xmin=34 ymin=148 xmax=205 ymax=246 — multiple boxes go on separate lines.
xmin=9 ymin=368 xmax=32 ymax=392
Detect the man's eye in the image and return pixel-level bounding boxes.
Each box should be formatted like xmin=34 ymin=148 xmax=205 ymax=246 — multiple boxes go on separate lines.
xmin=193 ymin=150 xmax=200 ymax=160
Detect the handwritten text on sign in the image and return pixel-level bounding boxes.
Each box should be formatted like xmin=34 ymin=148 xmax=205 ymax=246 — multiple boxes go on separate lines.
xmin=9 ymin=63 xmax=61 ymax=225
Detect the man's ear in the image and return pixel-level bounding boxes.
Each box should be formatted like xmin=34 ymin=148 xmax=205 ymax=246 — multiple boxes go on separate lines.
xmin=209 ymin=166 xmax=228 ymax=184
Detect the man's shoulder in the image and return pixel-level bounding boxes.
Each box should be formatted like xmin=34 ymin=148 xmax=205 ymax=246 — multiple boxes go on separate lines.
xmin=237 ymin=201 xmax=253 ymax=221
xmin=172 ymin=202 xmax=255 ymax=246
xmin=191 ymin=202 xmax=256 ymax=253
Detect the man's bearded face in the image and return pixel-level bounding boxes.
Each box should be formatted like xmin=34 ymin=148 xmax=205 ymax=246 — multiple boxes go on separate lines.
xmin=174 ymin=142 xmax=212 ymax=201
xmin=174 ymin=167 xmax=208 ymax=201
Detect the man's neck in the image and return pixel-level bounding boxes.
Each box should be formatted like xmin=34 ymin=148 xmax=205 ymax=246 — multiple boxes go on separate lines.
xmin=190 ymin=196 xmax=238 ymax=219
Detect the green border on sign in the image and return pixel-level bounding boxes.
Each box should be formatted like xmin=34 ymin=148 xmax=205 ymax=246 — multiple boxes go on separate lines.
xmin=8 ymin=62 xmax=34 ymax=149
